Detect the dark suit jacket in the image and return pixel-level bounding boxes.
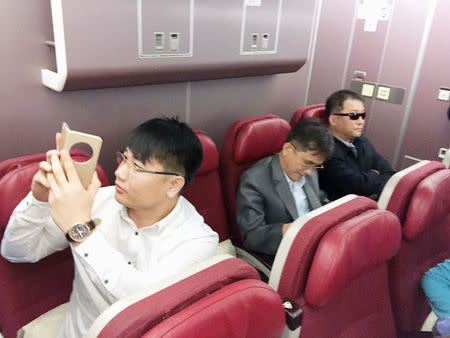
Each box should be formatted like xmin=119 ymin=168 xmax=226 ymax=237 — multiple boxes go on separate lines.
xmin=236 ymin=154 xmax=324 ymax=256
xmin=319 ymin=135 xmax=395 ymax=201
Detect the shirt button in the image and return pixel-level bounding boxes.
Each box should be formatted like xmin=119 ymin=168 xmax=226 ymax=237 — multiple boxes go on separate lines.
xmin=128 ymin=261 xmax=131 ymax=265
xmin=104 ymin=280 xmax=108 ymax=284
xmin=84 ymin=253 xmax=88 ymax=257
xmin=135 ymin=232 xmax=138 ymax=236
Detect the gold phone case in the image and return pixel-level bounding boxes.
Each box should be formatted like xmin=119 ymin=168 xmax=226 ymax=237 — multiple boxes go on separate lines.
xmin=60 ymin=122 xmax=103 ymax=188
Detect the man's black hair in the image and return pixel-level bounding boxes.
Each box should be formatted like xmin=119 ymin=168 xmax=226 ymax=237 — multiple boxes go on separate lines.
xmin=324 ymin=89 xmax=364 ymax=121
xmin=126 ymin=117 xmax=203 ymax=188
xmin=287 ymin=118 xmax=334 ymax=159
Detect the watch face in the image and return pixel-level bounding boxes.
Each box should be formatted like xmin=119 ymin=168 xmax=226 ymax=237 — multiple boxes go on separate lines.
xmin=68 ymin=223 xmax=90 ymax=242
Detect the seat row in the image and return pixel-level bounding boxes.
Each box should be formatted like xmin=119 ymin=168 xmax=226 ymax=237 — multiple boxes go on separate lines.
xmin=0 ymin=114 xmax=448 ymax=337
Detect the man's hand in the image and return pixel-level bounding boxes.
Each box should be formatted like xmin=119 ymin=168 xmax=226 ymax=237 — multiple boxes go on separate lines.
xmin=30 ymin=134 xmax=63 ymax=202
xmin=282 ymin=222 xmax=292 ymax=236
xmin=47 ymin=150 xmax=100 ymax=233
xmin=31 ymin=159 xmax=53 ymax=202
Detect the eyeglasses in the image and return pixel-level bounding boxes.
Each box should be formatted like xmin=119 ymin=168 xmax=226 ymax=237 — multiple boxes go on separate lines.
xmin=290 ymin=144 xmax=324 ymax=169
xmin=333 ymin=112 xmax=366 ymax=120
xmin=116 ymin=152 xmax=180 ymax=176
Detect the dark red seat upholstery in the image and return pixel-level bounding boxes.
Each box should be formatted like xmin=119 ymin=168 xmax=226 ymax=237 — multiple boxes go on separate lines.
xmin=0 ymin=153 xmax=109 ymax=338
xmin=86 ymin=257 xmax=285 ymax=338
xmin=378 ymin=163 xmax=450 ymax=334
xmin=290 ymin=104 xmax=326 ymax=126
xmin=269 ymin=195 xmax=401 ymax=337
xmin=220 ymin=114 xmax=291 ymax=242
xmin=183 ymin=130 xmax=230 ymax=242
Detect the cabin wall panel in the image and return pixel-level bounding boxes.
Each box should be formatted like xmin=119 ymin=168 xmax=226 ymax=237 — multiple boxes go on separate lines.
xmin=0 ymin=0 xmax=315 ymax=180
xmin=398 ymin=0 xmax=450 ymax=168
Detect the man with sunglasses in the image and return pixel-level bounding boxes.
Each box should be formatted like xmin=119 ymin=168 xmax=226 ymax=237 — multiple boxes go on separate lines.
xmin=1 ymin=118 xmax=218 ymax=337
xmin=319 ymin=89 xmax=395 ymax=201
xmin=236 ymin=118 xmax=334 ymax=259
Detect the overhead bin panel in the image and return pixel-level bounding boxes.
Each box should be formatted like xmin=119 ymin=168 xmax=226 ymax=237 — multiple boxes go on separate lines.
xmin=41 ymin=0 xmax=313 ymax=91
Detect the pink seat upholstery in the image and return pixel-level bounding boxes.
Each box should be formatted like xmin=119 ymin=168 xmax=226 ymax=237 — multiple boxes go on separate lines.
xmin=183 ymin=130 xmax=230 ymax=241
xmin=220 ymin=114 xmax=291 ymax=242
xmin=0 ymin=153 xmax=109 ymax=338
xmin=378 ymin=161 xmax=445 ymax=224
xmin=290 ymin=104 xmax=326 ymax=126
xmin=269 ymin=195 xmax=401 ymax=338
xmin=88 ymin=258 xmax=285 ymax=338
xmin=382 ymin=167 xmax=450 ymax=334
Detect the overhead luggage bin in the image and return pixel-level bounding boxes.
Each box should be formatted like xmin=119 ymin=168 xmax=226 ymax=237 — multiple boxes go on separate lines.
xmin=41 ymin=0 xmax=314 ymax=91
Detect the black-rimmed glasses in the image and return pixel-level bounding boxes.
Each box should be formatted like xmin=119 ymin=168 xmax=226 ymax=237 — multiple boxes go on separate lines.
xmin=290 ymin=144 xmax=324 ymax=169
xmin=333 ymin=112 xmax=366 ymax=120
xmin=116 ymin=152 xmax=180 ymax=176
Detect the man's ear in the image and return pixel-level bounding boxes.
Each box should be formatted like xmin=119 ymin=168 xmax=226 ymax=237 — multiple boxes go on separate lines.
xmin=167 ymin=176 xmax=186 ymax=199
xmin=281 ymin=142 xmax=293 ymax=155
xmin=328 ymin=114 xmax=337 ymax=127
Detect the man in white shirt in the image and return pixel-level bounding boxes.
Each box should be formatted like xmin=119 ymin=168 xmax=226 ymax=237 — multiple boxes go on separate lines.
xmin=1 ymin=118 xmax=219 ymax=338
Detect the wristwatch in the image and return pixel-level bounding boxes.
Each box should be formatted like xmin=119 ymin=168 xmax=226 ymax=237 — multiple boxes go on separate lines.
xmin=65 ymin=218 xmax=101 ymax=243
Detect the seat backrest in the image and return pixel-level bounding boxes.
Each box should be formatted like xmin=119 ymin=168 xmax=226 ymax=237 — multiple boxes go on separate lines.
xmin=387 ymin=169 xmax=450 ymax=333
xmin=142 ymin=280 xmax=284 ymax=338
xmin=0 ymin=154 xmax=109 ymax=338
xmin=290 ymin=103 xmax=325 ymax=126
xmin=87 ymin=257 xmax=284 ymax=338
xmin=183 ymin=130 xmax=230 ymax=241
xmin=270 ymin=195 xmax=401 ymax=338
xmin=378 ymin=160 xmax=445 ymax=223
xmin=220 ymin=114 xmax=291 ymax=242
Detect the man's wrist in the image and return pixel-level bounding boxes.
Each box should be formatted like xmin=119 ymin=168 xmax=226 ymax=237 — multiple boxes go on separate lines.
xmin=66 ymin=219 xmax=100 ymax=244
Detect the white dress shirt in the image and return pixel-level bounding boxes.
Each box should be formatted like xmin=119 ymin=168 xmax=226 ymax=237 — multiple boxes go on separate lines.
xmin=283 ymin=173 xmax=311 ymax=217
xmin=1 ymin=186 xmax=219 ymax=338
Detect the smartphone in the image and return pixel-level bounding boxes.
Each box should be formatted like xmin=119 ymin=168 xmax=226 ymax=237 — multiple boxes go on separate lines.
xmin=60 ymin=122 xmax=103 ymax=188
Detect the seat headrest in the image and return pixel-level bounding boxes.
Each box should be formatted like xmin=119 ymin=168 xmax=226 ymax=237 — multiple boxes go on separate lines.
xmin=305 ymin=210 xmax=401 ymax=307
xmin=290 ymin=104 xmax=325 ymax=126
xmin=303 ymin=107 xmax=327 ymax=123
xmin=233 ymin=117 xmax=290 ymax=163
xmin=380 ymin=161 xmax=445 ymax=222
xmin=0 ymin=163 xmax=39 ymax=230
xmin=195 ymin=130 xmax=219 ymax=174
xmin=403 ymin=169 xmax=450 ymax=240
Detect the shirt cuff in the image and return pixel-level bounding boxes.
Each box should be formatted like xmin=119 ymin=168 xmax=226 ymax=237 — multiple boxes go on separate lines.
xmin=14 ymin=192 xmax=50 ymax=219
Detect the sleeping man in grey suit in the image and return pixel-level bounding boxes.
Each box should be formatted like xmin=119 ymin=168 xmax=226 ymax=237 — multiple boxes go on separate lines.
xmin=236 ymin=118 xmax=334 ymax=257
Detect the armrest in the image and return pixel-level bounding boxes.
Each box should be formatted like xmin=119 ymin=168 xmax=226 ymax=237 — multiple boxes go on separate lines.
xmin=282 ymin=297 xmax=303 ymax=330
xmin=234 ymin=245 xmax=272 ymax=279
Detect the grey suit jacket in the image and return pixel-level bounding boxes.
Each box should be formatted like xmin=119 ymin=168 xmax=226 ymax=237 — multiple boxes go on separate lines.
xmin=236 ymin=154 xmax=324 ymax=256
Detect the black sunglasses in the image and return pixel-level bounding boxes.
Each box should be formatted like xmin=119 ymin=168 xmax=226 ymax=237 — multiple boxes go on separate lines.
xmin=333 ymin=113 xmax=366 ymax=120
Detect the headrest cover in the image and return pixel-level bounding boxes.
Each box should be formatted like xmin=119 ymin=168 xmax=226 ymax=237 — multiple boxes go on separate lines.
xmin=403 ymin=169 xmax=450 ymax=240
xmin=195 ymin=130 xmax=219 ymax=174
xmin=290 ymin=104 xmax=325 ymax=126
xmin=0 ymin=164 xmax=38 ymax=230
xmin=305 ymin=210 xmax=401 ymax=307
xmin=234 ymin=117 xmax=290 ymax=163
xmin=384 ymin=161 xmax=444 ymax=223
xmin=303 ymin=107 xmax=327 ymax=123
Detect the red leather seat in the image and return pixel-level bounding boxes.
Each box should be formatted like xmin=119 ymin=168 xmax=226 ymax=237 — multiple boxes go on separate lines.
xmin=86 ymin=257 xmax=285 ymax=338
xmin=0 ymin=153 xmax=109 ymax=338
xmin=219 ymin=114 xmax=291 ymax=243
xmin=183 ymin=130 xmax=230 ymax=242
xmin=378 ymin=162 xmax=449 ymax=335
xmin=269 ymin=195 xmax=401 ymax=338
xmin=290 ymin=104 xmax=326 ymax=126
